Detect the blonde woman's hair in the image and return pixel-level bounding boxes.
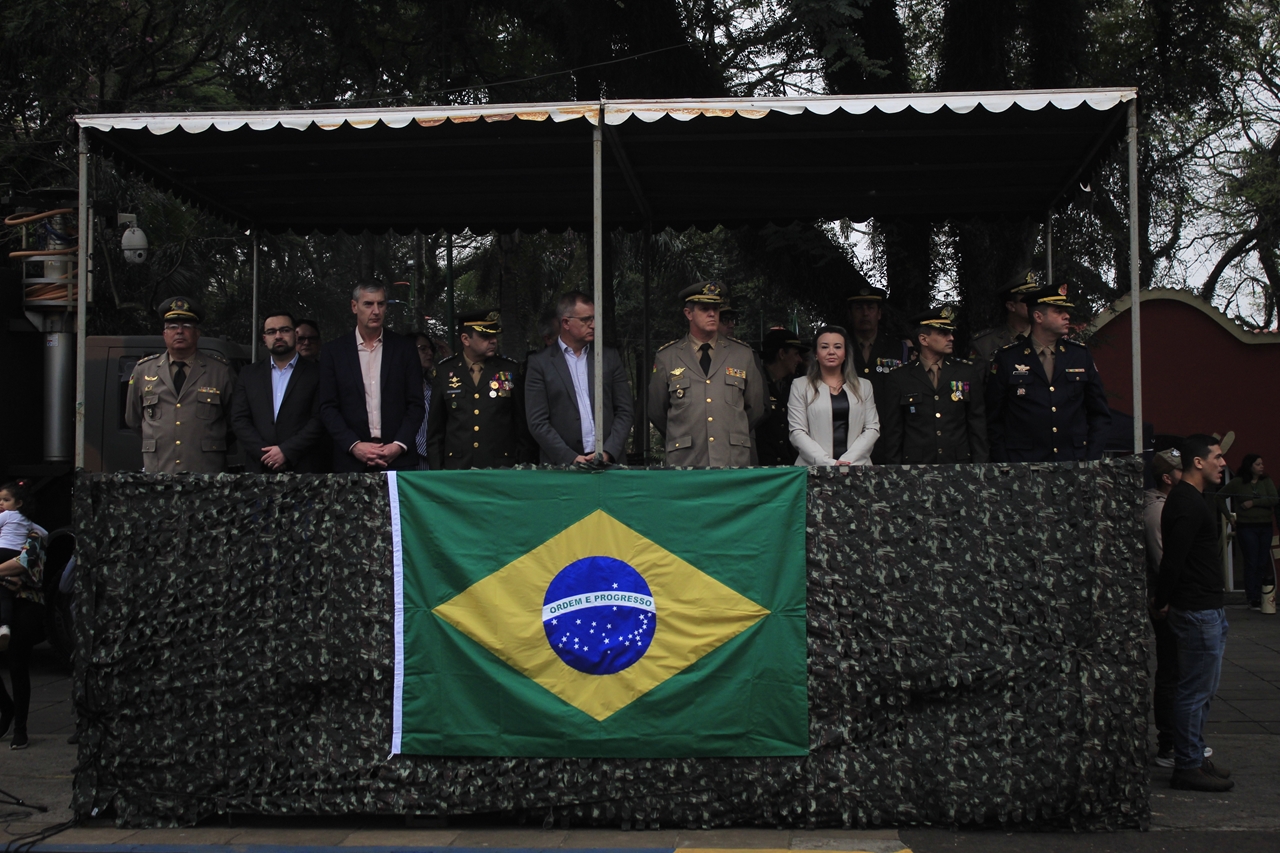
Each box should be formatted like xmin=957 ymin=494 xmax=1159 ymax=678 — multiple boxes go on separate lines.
xmin=804 ymin=325 xmax=863 ymax=402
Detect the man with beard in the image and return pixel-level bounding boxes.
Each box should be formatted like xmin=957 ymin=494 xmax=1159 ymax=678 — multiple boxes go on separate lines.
xmin=230 ymin=311 xmax=328 ymax=472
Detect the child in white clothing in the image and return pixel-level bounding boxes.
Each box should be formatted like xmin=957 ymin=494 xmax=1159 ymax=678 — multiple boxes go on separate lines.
xmin=0 ymin=482 xmax=35 ymax=652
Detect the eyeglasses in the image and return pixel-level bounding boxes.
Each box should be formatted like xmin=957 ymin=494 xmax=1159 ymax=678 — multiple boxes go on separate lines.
xmin=164 ymin=322 xmax=196 ymax=331
xmin=296 ymin=334 xmax=319 ymax=342
xmin=566 ymin=315 xmax=595 ymax=325
xmin=263 ymin=326 xmax=294 ymax=337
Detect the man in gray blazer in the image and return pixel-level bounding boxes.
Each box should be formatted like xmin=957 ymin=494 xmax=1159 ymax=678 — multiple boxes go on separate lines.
xmin=525 ymin=291 xmax=635 ymax=465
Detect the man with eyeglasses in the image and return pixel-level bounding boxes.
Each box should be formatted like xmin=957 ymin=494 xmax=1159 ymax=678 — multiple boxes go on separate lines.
xmin=230 ymin=311 xmax=328 ymax=473
xmin=525 ymin=290 xmax=634 ymax=465
xmin=125 ymin=296 xmax=237 ymax=473
xmin=294 ymin=319 xmax=322 ymax=362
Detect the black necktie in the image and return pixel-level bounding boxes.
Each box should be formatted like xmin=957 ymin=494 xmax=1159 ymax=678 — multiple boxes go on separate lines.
xmin=699 ymin=343 xmax=712 ymax=376
xmin=173 ymin=361 xmax=187 ymax=394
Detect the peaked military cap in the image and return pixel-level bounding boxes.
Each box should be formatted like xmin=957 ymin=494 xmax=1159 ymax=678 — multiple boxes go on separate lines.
xmin=762 ymin=327 xmax=810 ymax=355
xmin=159 ymin=296 xmax=202 ymax=323
xmin=679 ymin=281 xmax=726 ymax=304
xmin=998 ymin=270 xmax=1044 ymax=302
xmin=908 ymin=305 xmax=958 ymax=332
xmin=1023 ymin=283 xmax=1075 ymax=309
xmin=459 ymin=310 xmax=502 ymax=335
xmin=847 ymin=285 xmax=888 ymax=303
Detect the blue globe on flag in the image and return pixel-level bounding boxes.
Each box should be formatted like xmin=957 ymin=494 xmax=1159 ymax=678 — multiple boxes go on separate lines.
xmin=541 ymin=556 xmax=656 ymax=675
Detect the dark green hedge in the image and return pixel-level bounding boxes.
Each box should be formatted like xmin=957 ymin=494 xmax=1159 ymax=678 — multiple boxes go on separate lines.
xmin=71 ymin=461 xmax=1149 ymax=829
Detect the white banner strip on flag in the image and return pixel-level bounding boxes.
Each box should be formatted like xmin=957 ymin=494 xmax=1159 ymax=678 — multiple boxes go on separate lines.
xmin=386 ymin=470 xmax=405 ymax=756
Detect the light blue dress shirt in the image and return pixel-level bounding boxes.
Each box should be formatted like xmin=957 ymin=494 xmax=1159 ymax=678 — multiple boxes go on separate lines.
xmin=560 ymin=340 xmax=595 ymax=454
xmin=270 ymin=354 xmax=299 ymax=421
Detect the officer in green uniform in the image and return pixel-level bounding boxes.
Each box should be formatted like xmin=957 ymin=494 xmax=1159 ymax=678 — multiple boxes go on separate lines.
xmin=426 ymin=311 xmax=534 ymax=469
xmin=847 ymin=285 xmax=909 ymax=463
xmin=879 ymin=307 xmax=988 ymax=464
xmin=125 ymin=296 xmax=236 ymax=473
xmin=648 ymin=282 xmax=767 ymax=468
xmin=967 ymin=270 xmax=1040 ymax=374
xmin=756 ymin=328 xmax=807 ymax=466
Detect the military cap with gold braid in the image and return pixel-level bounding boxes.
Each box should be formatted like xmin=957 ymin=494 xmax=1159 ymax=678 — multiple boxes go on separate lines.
xmin=158 ymin=295 xmax=202 ymax=323
xmin=847 ymin=285 xmax=888 ymax=303
xmin=458 ymin=310 xmax=502 ymax=335
xmin=679 ymin=281 xmax=726 ymax=304
xmin=997 ymin=270 xmax=1043 ymax=303
xmin=1022 ymin=283 xmax=1075 ymax=309
xmin=908 ymin=305 xmax=958 ymax=332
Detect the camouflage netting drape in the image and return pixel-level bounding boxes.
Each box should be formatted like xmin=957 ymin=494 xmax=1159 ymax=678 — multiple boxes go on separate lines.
xmin=71 ymin=461 xmax=1150 ymax=829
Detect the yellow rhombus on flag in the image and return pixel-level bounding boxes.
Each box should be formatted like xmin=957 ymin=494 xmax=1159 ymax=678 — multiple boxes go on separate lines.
xmin=433 ymin=509 xmax=770 ymax=721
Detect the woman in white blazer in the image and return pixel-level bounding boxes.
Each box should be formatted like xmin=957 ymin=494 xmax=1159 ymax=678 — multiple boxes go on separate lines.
xmin=787 ymin=325 xmax=880 ymax=466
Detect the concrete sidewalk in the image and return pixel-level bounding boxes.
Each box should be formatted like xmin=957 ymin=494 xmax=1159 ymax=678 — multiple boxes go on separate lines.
xmin=2 ymin=601 xmax=1277 ymax=853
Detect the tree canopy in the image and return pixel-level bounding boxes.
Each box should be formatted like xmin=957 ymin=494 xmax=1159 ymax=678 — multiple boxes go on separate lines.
xmin=2 ymin=0 xmax=1276 ymax=354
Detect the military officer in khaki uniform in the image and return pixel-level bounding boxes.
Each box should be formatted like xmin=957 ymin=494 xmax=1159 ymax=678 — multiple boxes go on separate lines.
xmin=125 ymin=296 xmax=236 ymax=473
xmin=648 ymin=282 xmax=767 ymax=468
xmin=879 ymin=307 xmax=988 ymax=464
xmin=967 ymin=270 xmax=1040 ymax=374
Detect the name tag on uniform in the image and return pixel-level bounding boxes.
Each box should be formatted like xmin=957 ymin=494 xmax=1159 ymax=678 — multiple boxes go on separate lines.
xmin=726 ymin=367 xmax=746 ymax=378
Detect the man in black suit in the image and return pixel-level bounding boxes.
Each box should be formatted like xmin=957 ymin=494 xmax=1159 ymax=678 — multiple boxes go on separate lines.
xmin=230 ymin=311 xmax=328 ymax=473
xmin=525 ymin=291 xmax=634 ymax=465
xmin=317 ymin=282 xmax=425 ymax=472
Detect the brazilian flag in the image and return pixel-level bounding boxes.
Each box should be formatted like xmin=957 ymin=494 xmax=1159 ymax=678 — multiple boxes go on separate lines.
xmin=387 ymin=468 xmax=808 ymax=757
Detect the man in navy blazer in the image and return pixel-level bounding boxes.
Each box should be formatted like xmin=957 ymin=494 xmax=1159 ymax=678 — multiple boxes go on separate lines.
xmin=318 ymin=283 xmax=425 ymax=472
xmin=230 ymin=311 xmax=328 ymax=473
xmin=525 ymin=291 xmax=634 ymax=465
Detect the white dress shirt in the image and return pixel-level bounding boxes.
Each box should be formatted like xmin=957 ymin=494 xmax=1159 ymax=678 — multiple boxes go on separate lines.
xmin=270 ymin=353 xmax=299 ymax=420
xmin=355 ymin=328 xmax=384 ymax=440
xmin=561 ymin=338 xmax=595 ymax=454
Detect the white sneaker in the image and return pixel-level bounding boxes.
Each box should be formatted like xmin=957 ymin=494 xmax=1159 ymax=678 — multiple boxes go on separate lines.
xmin=0 ymin=625 xmax=9 ymax=652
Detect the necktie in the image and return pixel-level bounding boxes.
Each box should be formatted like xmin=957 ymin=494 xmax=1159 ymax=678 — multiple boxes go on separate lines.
xmin=173 ymin=361 xmax=187 ymax=394
xmin=470 ymin=361 xmax=483 ymax=384
xmin=927 ymin=364 xmax=939 ymax=389
xmin=699 ymin=343 xmax=712 ymax=376
xmin=1039 ymin=346 xmax=1055 ymax=379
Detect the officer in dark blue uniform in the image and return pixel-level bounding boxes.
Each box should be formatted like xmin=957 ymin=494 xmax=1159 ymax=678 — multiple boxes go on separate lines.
xmin=985 ymin=284 xmax=1111 ymax=462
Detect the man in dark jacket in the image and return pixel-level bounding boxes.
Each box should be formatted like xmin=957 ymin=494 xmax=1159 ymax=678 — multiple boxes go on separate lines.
xmin=1154 ymin=434 xmax=1233 ymax=792
xmin=230 ymin=311 xmax=327 ymax=472
xmin=317 ymin=283 xmax=425 ymax=472
xmin=525 ymin=291 xmax=634 ymax=465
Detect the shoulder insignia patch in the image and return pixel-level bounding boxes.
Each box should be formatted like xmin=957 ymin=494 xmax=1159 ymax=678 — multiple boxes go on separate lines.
xmin=1063 ymin=338 xmax=1086 ymax=347
xmin=203 ymin=350 xmax=229 ymax=365
xmin=138 ymin=353 xmax=162 ymax=364
xmin=655 ymin=339 xmax=679 ymax=352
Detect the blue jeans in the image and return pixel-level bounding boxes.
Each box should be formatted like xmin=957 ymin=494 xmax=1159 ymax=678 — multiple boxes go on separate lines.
xmin=1236 ymin=524 xmax=1275 ymax=605
xmin=1167 ymin=607 xmax=1227 ymax=770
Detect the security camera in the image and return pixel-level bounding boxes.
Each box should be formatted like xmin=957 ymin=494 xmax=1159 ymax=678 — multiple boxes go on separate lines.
xmin=121 ymin=224 xmax=148 ymax=264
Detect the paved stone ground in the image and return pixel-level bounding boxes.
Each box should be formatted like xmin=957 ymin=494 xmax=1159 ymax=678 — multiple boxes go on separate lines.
xmin=2 ymin=600 xmax=1277 ymax=853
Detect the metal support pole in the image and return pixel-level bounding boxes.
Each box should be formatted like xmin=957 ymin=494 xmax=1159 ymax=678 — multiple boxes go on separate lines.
xmin=1128 ymin=100 xmax=1143 ymax=455
xmin=1045 ymin=213 xmax=1053 ymax=286
xmin=592 ymin=105 xmax=605 ymax=461
xmin=446 ymin=233 xmax=455 ymax=348
xmin=640 ymin=226 xmax=652 ymax=462
xmin=74 ymin=129 xmax=88 ymax=470
xmin=251 ymin=232 xmax=259 ymax=362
